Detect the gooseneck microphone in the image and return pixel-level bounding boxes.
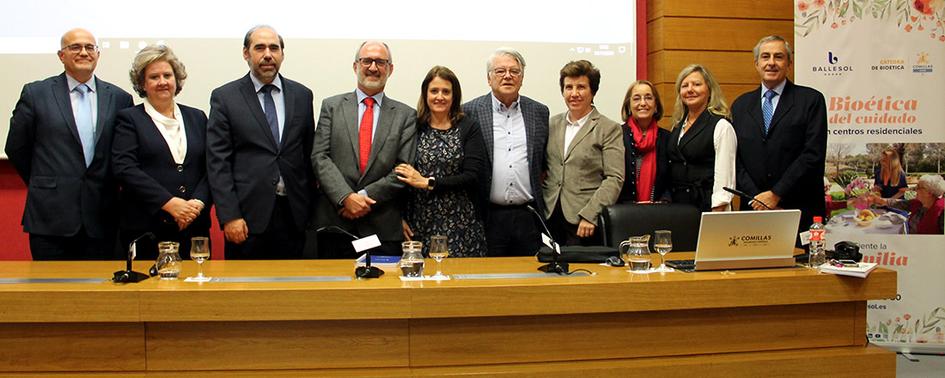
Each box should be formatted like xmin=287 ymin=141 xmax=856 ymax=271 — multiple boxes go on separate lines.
xmin=316 ymin=226 xmax=384 ymax=279
xmin=112 ymin=232 xmax=154 ymax=283
xmin=723 ymin=186 xmax=772 ymax=210
xmin=525 ymin=204 xmax=569 ymax=275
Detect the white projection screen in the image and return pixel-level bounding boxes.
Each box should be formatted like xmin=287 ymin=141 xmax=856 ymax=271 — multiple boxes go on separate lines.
xmin=0 ymin=0 xmax=637 ymax=157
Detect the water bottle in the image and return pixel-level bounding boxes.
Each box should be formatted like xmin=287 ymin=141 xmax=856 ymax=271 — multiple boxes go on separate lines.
xmin=809 ymin=216 xmax=826 ymax=268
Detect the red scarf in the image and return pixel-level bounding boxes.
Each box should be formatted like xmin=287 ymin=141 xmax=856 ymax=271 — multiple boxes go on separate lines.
xmin=630 ymin=118 xmax=658 ymax=202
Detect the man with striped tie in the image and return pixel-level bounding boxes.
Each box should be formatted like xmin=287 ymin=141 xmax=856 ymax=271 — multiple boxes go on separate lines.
xmin=6 ymin=28 xmax=133 ymax=260
xmin=731 ymin=35 xmax=828 ymax=240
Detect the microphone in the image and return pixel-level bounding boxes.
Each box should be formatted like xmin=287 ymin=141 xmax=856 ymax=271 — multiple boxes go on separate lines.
xmin=525 ymin=204 xmax=569 ymax=275
xmin=112 ymin=232 xmax=154 ymax=283
xmin=316 ymin=226 xmax=384 ymax=279
xmin=723 ymin=186 xmax=771 ymax=210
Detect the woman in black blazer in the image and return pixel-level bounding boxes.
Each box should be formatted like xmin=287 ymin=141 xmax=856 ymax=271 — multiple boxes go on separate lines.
xmin=112 ymin=45 xmax=210 ymax=260
xmin=617 ymin=80 xmax=670 ymax=203
xmin=395 ymin=66 xmax=488 ymax=257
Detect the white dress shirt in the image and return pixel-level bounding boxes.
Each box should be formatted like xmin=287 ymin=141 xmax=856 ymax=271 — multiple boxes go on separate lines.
xmin=563 ymin=109 xmax=592 ymax=155
xmin=760 ymin=79 xmax=787 ymax=113
xmin=66 ymin=74 xmax=98 ymax=130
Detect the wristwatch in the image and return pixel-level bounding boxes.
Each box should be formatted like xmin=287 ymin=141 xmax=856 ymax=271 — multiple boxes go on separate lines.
xmin=427 ymin=177 xmax=436 ymax=191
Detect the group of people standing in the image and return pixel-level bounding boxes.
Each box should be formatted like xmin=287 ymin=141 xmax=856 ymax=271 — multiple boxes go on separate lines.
xmin=6 ymin=26 xmax=832 ymax=261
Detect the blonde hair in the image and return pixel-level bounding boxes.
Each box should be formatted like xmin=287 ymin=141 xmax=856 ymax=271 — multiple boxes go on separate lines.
xmin=671 ymin=64 xmax=729 ymax=126
xmin=880 ymin=147 xmax=904 ymax=187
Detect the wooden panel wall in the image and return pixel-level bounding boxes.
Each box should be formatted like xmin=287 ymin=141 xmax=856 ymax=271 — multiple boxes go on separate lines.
xmin=647 ymin=0 xmax=795 ymax=128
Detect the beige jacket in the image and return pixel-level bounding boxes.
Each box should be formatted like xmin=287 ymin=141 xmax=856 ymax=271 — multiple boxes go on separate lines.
xmin=542 ymin=108 xmax=625 ymax=225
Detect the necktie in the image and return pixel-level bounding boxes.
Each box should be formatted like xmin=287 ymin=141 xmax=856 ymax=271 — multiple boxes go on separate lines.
xmin=261 ymin=84 xmax=280 ymax=148
xmin=359 ymin=97 xmax=375 ymax=174
xmin=74 ymin=84 xmax=94 ymax=167
xmin=762 ymin=89 xmax=776 ymax=135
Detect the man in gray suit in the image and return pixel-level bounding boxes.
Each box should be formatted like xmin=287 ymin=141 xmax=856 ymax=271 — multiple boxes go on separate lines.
xmin=463 ymin=48 xmax=550 ymax=257
xmin=207 ymin=25 xmax=315 ymax=259
xmin=312 ymin=41 xmax=417 ymax=257
xmin=6 ymin=28 xmax=133 ymax=260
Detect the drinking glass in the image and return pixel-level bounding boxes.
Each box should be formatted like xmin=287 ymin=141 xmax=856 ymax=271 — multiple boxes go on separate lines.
xmin=428 ymin=235 xmax=449 ymax=280
xmin=653 ymin=230 xmax=675 ymax=272
xmin=156 ymin=241 xmax=181 ymax=280
xmin=189 ymin=236 xmax=211 ymax=282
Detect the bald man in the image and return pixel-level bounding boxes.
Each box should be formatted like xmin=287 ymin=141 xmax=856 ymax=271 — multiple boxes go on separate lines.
xmin=6 ymin=28 xmax=133 ymax=260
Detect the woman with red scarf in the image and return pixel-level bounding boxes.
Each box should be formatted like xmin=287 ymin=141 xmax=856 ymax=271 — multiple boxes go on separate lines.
xmin=617 ymin=80 xmax=670 ymax=203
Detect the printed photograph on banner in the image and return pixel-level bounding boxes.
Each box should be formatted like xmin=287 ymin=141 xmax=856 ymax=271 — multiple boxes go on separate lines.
xmin=824 ymin=142 xmax=944 ymax=235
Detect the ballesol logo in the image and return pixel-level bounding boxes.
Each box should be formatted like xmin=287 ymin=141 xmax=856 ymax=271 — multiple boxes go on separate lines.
xmin=812 ymin=51 xmax=853 ymax=76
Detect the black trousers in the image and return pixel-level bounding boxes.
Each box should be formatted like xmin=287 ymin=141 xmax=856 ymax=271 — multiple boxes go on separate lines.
xmin=548 ymin=203 xmax=602 ymax=247
xmin=224 ymin=197 xmax=304 ymax=260
xmin=29 ymin=228 xmax=114 ymax=261
xmin=485 ymin=203 xmax=541 ymax=257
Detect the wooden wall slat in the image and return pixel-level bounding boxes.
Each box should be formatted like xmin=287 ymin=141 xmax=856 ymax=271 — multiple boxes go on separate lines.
xmin=658 ymin=18 xmax=793 ymax=52
xmin=650 ymin=0 xmax=795 ymax=21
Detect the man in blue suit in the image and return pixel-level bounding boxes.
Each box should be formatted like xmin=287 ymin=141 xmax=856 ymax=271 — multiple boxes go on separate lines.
xmin=463 ymin=48 xmax=549 ymax=256
xmin=6 ymin=28 xmax=134 ymax=260
xmin=732 ymin=35 xmax=827 ymax=239
xmin=207 ymin=25 xmax=315 ymax=259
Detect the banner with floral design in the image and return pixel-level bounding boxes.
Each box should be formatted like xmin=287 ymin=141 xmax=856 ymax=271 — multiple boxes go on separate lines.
xmin=796 ymin=0 xmax=945 ymax=353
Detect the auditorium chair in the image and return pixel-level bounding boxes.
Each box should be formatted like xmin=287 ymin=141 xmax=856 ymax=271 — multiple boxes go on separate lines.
xmin=599 ymin=203 xmax=701 ymax=251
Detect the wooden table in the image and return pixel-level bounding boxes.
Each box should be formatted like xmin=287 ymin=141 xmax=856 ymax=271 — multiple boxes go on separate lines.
xmin=0 ymin=255 xmax=897 ymax=376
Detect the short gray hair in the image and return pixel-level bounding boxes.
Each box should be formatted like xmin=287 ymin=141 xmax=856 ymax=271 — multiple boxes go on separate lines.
xmin=354 ymin=41 xmax=393 ymax=64
xmin=129 ymin=44 xmax=187 ymax=98
xmin=486 ymin=47 xmax=526 ymax=75
xmin=752 ymin=35 xmax=793 ymax=63
xmin=918 ymin=174 xmax=945 ymax=197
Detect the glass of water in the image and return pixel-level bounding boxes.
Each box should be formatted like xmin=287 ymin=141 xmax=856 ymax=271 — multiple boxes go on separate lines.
xmin=189 ymin=236 xmax=211 ymax=282
xmin=428 ymin=235 xmax=449 ymax=280
xmin=653 ymin=230 xmax=674 ymax=272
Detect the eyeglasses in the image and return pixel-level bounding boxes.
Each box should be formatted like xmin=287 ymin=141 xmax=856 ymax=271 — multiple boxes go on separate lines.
xmin=62 ymin=44 xmax=98 ymax=54
xmin=631 ymin=95 xmax=655 ymax=103
xmin=358 ymin=58 xmax=390 ymax=68
xmin=492 ymin=68 xmax=522 ymax=78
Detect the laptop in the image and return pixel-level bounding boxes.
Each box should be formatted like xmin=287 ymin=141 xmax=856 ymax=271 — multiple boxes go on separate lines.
xmin=666 ymin=210 xmax=801 ymax=271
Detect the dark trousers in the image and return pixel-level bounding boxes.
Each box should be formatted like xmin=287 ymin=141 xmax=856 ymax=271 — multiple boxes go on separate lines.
xmin=485 ymin=203 xmax=541 ymax=257
xmin=29 ymin=228 xmax=113 ymax=260
xmin=548 ymin=203 xmax=601 ymax=247
xmin=224 ymin=197 xmax=304 ymax=260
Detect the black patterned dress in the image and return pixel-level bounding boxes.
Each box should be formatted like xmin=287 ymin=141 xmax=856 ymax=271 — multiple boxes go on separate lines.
xmin=405 ymin=126 xmax=487 ymax=257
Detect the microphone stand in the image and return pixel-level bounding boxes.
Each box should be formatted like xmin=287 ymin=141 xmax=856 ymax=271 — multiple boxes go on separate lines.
xmin=316 ymin=226 xmax=384 ymax=279
xmin=526 ymin=205 xmax=569 ymax=275
xmin=112 ymin=232 xmax=154 ymax=283
xmin=723 ymin=186 xmax=772 ymax=210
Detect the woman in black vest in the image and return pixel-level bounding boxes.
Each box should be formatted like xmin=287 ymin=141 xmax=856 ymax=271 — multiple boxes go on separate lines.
xmin=666 ymin=64 xmax=736 ymax=212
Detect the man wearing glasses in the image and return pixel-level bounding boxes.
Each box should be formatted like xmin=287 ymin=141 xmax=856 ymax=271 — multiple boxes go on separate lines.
xmin=312 ymin=41 xmax=417 ymax=258
xmin=463 ymin=48 xmax=549 ymax=257
xmin=207 ymin=25 xmax=315 ymax=259
xmin=6 ymin=28 xmax=133 ymax=260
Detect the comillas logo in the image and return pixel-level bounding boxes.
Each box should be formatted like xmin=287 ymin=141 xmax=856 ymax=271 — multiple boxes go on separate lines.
xmin=812 ymin=51 xmax=853 ymax=76
xmin=913 ymin=51 xmax=933 ymax=73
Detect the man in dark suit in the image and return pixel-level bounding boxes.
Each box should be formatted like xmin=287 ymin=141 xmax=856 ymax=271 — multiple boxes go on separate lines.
xmin=732 ymin=35 xmax=827 ymax=237
xmin=207 ymin=25 xmax=315 ymax=259
xmin=312 ymin=41 xmax=417 ymax=258
xmin=463 ymin=48 xmax=549 ymax=256
xmin=6 ymin=28 xmax=134 ymax=260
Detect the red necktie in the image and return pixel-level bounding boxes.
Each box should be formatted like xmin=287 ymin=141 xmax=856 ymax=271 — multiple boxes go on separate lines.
xmin=359 ymin=97 xmax=375 ymax=174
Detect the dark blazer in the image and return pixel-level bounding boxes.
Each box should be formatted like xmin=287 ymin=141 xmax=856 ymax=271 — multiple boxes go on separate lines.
xmin=414 ymin=116 xmax=487 ymax=218
xmin=311 ymin=91 xmax=417 ymax=241
xmin=5 ymin=73 xmax=133 ymax=238
xmin=207 ymin=74 xmax=315 ymax=233
xmin=732 ymin=80 xmax=827 ymax=231
xmin=112 ymin=103 xmax=211 ymax=233
xmin=462 ymin=94 xmax=549 ymax=213
xmin=618 ymin=122 xmax=671 ymax=203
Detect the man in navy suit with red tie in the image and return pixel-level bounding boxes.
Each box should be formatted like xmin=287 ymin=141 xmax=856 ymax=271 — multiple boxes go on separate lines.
xmin=6 ymin=28 xmax=133 ymax=260
xmin=732 ymin=35 xmax=827 ymax=237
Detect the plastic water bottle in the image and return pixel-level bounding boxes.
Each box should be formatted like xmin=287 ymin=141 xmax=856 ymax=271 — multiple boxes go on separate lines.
xmin=809 ymin=216 xmax=826 ymax=268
